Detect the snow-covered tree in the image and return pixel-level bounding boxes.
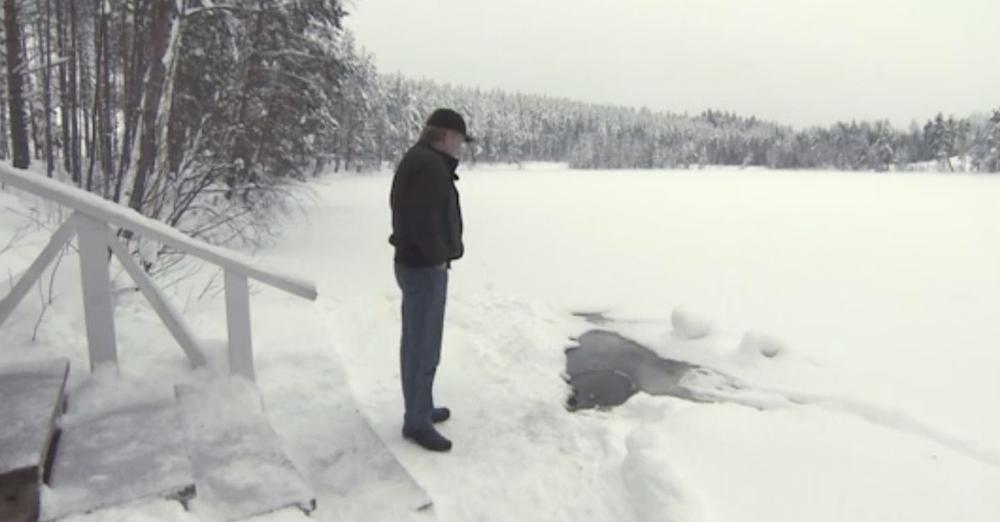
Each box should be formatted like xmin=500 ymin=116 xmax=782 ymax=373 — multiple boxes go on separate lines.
xmin=971 ymin=109 xmax=1000 ymax=172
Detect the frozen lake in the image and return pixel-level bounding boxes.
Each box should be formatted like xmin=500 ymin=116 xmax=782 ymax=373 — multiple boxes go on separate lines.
xmin=263 ymin=164 xmax=1000 ymax=520
xmin=305 ymin=165 xmax=1000 ymax=441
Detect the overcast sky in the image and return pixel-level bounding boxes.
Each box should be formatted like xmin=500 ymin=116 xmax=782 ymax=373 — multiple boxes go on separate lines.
xmin=347 ymin=0 xmax=1000 ymax=129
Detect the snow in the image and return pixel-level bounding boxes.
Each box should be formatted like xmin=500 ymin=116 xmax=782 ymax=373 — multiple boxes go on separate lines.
xmin=55 ymin=499 xmax=202 ymax=522
xmin=43 ymin=398 xmax=194 ymax=522
xmin=670 ymin=307 xmax=713 ymax=339
xmin=623 ymin=400 xmax=1000 ymax=522
xmin=621 ymin=423 xmax=708 ymax=522
xmin=175 ymin=380 xmax=314 ymax=521
xmin=4 ymin=165 xmax=1000 ymax=521
xmin=737 ymin=330 xmax=786 ymax=359
xmin=58 ymin=363 xmax=176 ymax=427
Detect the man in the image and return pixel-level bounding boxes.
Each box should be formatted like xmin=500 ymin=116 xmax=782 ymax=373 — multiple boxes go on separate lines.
xmin=389 ymin=108 xmax=473 ymax=452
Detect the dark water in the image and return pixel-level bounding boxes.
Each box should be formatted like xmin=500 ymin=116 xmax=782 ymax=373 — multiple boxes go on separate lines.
xmin=564 ymin=329 xmax=710 ymax=410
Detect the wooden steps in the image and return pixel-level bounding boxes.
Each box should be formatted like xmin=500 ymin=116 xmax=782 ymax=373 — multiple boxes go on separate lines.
xmin=0 ymin=358 xmax=69 ymax=522
xmin=41 ymin=401 xmax=196 ymax=521
xmin=1 ymin=358 xmax=426 ymax=521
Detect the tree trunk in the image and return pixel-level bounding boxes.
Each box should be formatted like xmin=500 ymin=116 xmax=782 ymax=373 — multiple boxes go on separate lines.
xmin=69 ymin=0 xmax=81 ymax=185
xmin=93 ymin=0 xmax=114 ymax=196
xmin=57 ymin=0 xmax=70 ymax=174
xmin=128 ymin=0 xmax=179 ymax=215
xmin=112 ymin=0 xmax=134 ymax=203
xmin=80 ymin=24 xmax=93 ymax=179
xmin=43 ymin=0 xmax=55 ymax=178
xmin=25 ymin=27 xmax=41 ymax=162
xmin=148 ymin=0 xmax=187 ymax=219
xmin=4 ymin=0 xmax=30 ymax=169
xmin=0 ymin=88 xmax=8 ymax=160
xmin=99 ymin=1 xmax=114 ymax=197
xmin=115 ymin=0 xmax=150 ymax=205
xmin=86 ymin=11 xmax=99 ymax=192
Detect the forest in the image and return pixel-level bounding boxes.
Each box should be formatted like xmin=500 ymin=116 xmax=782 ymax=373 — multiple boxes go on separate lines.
xmin=1 ymin=0 xmax=997 ymax=253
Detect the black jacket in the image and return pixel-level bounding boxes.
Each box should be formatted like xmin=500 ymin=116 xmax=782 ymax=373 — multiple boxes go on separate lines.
xmin=389 ymin=142 xmax=464 ymax=267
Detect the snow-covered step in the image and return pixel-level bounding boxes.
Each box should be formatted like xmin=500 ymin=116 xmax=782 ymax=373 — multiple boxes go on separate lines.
xmin=0 ymin=358 xmax=69 ymax=522
xmin=175 ymin=380 xmax=315 ymax=521
xmin=318 ymin=400 xmax=435 ymax=518
xmin=41 ymin=401 xmax=196 ymax=521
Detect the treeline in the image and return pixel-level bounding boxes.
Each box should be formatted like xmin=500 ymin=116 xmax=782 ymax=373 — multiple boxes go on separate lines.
xmin=568 ymin=110 xmax=1000 ymax=172
xmin=330 ymin=55 xmax=1000 ymax=173
xmin=1 ymin=0 xmax=348 ymax=252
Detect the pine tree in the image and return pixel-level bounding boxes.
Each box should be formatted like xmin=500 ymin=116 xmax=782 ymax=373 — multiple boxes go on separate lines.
xmin=971 ymin=109 xmax=1000 ymax=172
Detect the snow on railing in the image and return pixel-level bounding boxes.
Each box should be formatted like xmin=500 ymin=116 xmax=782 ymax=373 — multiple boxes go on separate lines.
xmin=0 ymin=164 xmax=317 ymax=381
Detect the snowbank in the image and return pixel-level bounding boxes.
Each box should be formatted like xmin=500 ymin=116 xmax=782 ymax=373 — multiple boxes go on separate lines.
xmin=737 ymin=330 xmax=787 ymax=359
xmin=670 ymin=307 xmax=713 ymax=339
xmin=621 ymin=425 xmax=708 ymax=522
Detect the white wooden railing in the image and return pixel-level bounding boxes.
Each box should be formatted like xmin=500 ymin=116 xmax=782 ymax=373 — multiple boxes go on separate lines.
xmin=0 ymin=164 xmax=317 ymax=381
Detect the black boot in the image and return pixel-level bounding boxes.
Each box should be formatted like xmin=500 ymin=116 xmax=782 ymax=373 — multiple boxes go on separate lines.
xmin=402 ymin=425 xmax=453 ymax=452
xmin=431 ymin=407 xmax=451 ymax=423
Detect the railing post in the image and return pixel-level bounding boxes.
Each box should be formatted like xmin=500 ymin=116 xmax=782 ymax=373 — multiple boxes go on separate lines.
xmin=104 ymin=228 xmax=208 ymax=368
xmin=225 ymin=270 xmax=255 ymax=381
xmin=74 ymin=212 xmax=118 ymax=371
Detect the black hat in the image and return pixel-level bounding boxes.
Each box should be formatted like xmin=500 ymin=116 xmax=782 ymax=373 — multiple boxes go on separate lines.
xmin=426 ymin=108 xmax=476 ymax=143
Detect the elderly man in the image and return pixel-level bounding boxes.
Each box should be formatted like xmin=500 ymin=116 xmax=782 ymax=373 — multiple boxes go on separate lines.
xmin=389 ymin=108 xmax=473 ymax=452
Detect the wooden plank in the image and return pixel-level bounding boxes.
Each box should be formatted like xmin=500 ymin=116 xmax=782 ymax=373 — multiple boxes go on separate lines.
xmin=0 ymin=359 xmax=70 ymax=474
xmin=175 ymin=382 xmax=314 ymax=521
xmin=0 ymin=218 xmax=75 ymax=329
xmin=0 ymin=359 xmax=69 ymax=522
xmin=74 ymin=213 xmax=117 ymax=370
xmin=0 ymin=165 xmax=316 ymax=301
xmin=0 ymin=468 xmax=38 ymax=522
xmin=105 ymin=229 xmax=207 ymax=368
xmin=41 ymin=402 xmax=196 ymax=521
xmin=224 ymin=271 xmax=254 ymax=381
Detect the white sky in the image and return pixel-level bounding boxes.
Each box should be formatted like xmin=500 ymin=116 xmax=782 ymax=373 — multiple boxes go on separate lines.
xmin=347 ymin=0 xmax=1000 ymax=129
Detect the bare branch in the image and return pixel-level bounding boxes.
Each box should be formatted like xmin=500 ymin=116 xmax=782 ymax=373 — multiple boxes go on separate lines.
xmin=0 ymin=216 xmax=31 ymax=256
xmin=31 ymin=272 xmax=47 ymax=342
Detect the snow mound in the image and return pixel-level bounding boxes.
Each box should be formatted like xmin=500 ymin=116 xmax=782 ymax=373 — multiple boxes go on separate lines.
xmin=621 ymin=425 xmax=707 ymax=522
xmin=670 ymin=307 xmax=713 ymax=339
xmin=738 ymin=330 xmax=787 ymax=359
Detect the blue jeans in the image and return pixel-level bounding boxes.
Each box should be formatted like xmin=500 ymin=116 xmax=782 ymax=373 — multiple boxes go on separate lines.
xmin=394 ymin=262 xmax=448 ymax=429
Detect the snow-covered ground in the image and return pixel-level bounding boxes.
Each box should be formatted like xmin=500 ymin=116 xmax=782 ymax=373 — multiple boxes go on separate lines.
xmin=3 ymin=165 xmax=1000 ymax=521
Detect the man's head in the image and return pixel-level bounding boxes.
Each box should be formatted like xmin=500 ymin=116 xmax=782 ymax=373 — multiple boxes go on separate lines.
xmin=421 ymin=108 xmax=475 ymax=159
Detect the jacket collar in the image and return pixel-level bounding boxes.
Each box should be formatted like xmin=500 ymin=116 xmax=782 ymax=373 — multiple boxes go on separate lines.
xmin=417 ymin=141 xmax=461 ymax=180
